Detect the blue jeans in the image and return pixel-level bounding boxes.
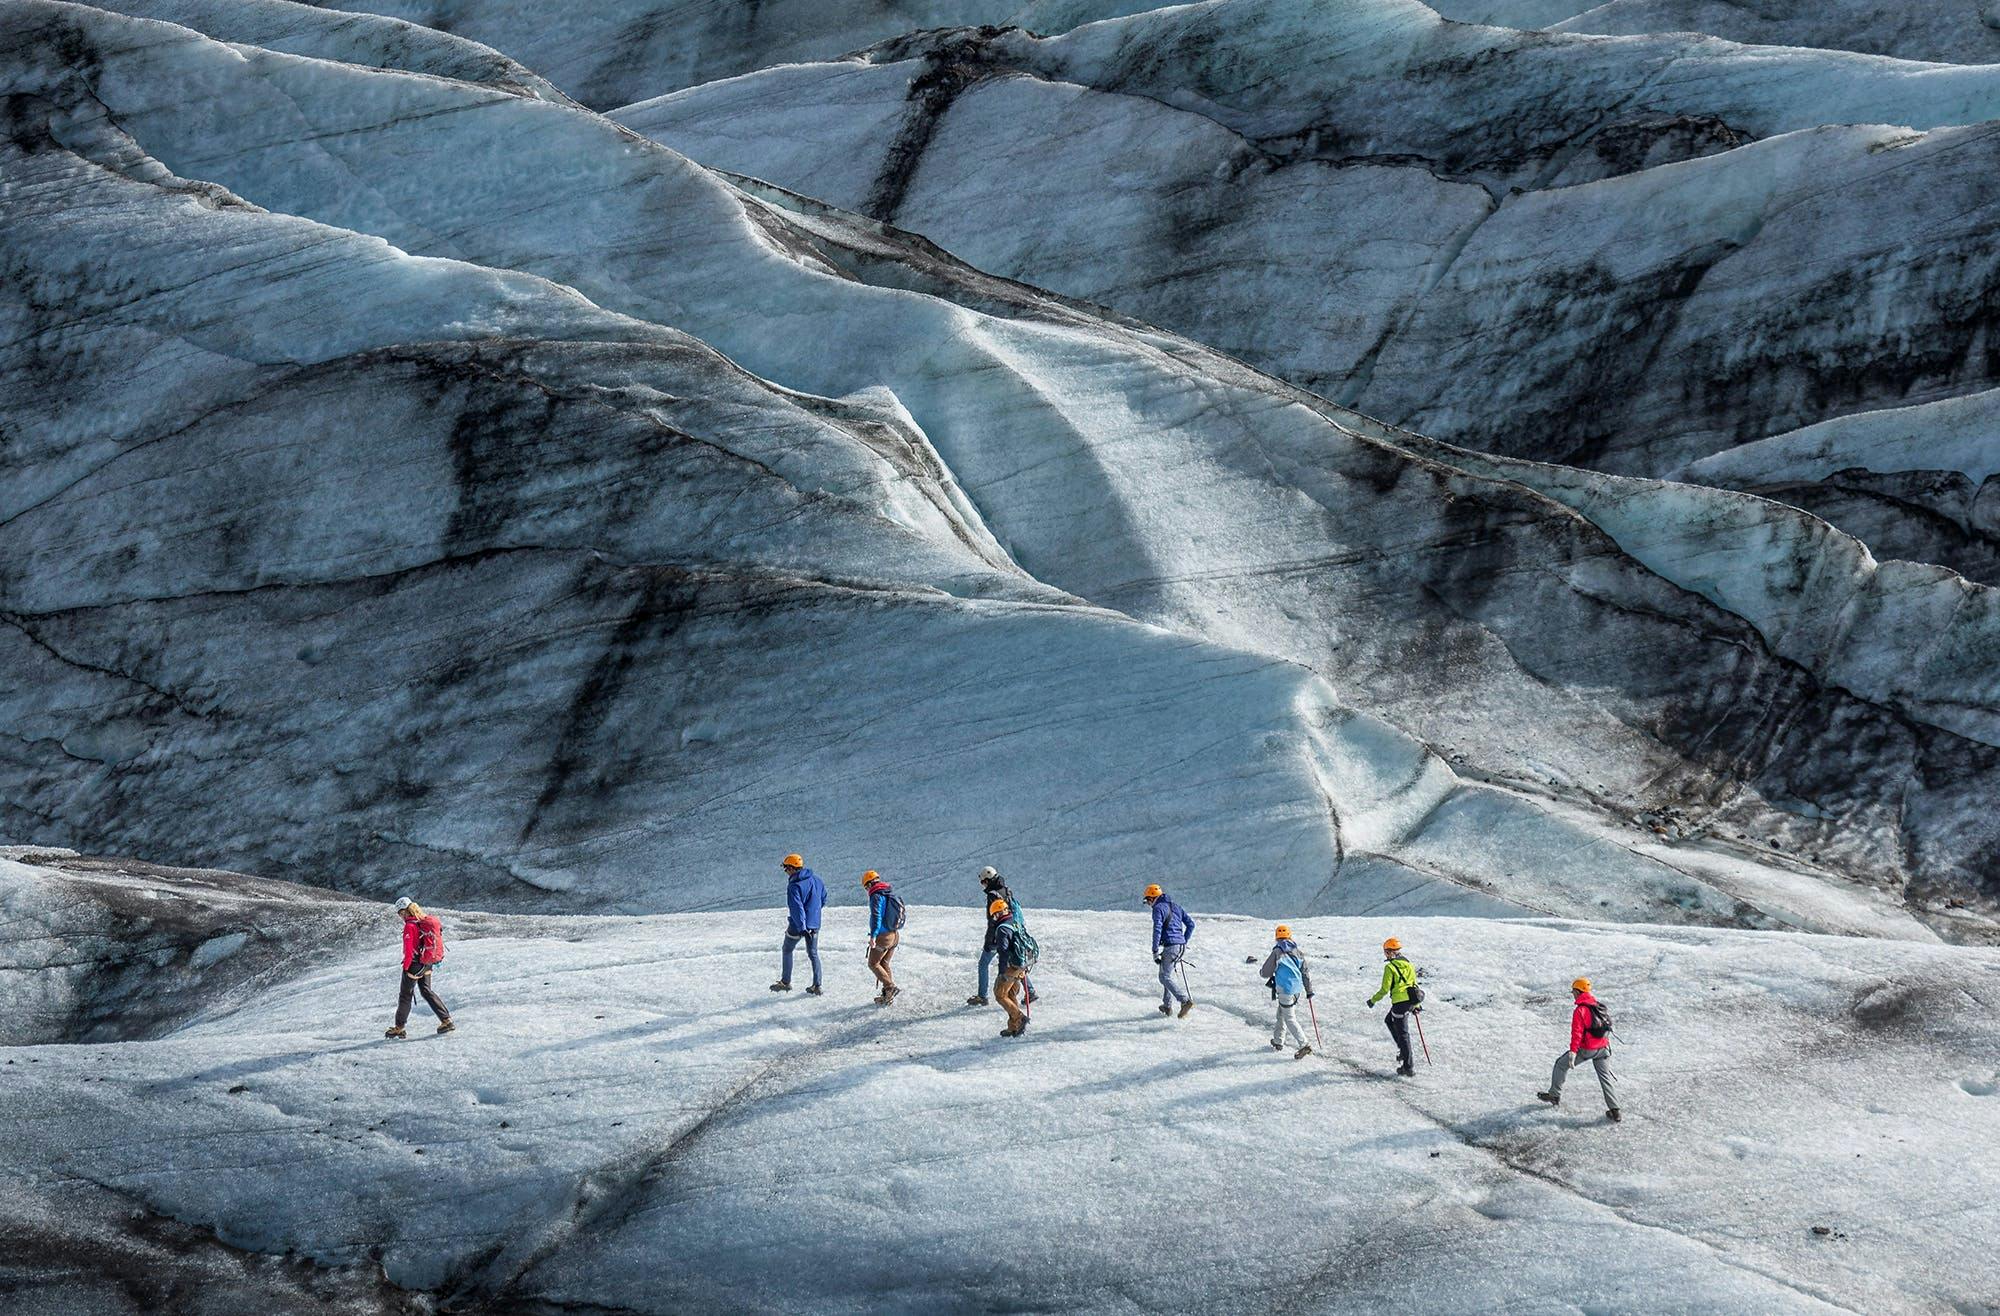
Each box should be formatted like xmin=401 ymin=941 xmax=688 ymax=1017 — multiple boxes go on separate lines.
xmin=782 ymin=928 xmax=821 ymax=988
xmin=978 ymin=946 xmax=1033 ymax=999
xmin=1158 ymin=943 xmax=1189 ymax=1005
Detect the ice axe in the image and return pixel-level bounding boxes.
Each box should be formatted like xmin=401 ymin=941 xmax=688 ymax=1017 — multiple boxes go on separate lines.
xmin=1414 ymin=1009 xmax=1433 ymax=1067
xmin=1306 ymin=993 xmax=1324 ymax=1051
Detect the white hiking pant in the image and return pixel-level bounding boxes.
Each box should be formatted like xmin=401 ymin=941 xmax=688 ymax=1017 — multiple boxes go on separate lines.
xmin=1273 ymin=992 xmax=1309 ymax=1048
xmin=1550 ymin=1046 xmax=1619 ymax=1110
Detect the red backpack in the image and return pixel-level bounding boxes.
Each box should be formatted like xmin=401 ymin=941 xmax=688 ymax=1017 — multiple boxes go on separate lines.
xmin=415 ymin=914 xmax=446 ymax=965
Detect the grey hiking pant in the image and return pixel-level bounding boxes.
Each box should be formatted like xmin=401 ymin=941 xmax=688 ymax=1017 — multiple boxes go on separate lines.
xmin=1158 ymin=943 xmax=1189 ymax=1006
xmin=1550 ymin=1046 xmax=1618 ymax=1110
xmin=1273 ymin=992 xmax=1309 ymax=1048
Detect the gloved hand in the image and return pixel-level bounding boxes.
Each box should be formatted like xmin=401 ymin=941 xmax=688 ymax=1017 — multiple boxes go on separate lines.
xmin=1154 ymin=953 xmax=1164 ymax=965
xmin=1307 ymin=991 xmax=1315 ymax=1000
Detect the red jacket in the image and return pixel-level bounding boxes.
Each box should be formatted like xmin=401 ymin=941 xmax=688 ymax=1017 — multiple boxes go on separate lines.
xmin=1570 ymin=992 xmax=1609 ymax=1052
xmin=401 ymin=915 xmax=441 ymax=971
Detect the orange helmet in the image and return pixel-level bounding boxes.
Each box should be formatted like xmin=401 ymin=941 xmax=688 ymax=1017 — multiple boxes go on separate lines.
xmin=860 ymin=870 xmax=882 ymax=888
xmin=1572 ymin=977 xmax=1592 ymax=993
xmin=782 ymin=853 xmax=804 ymax=869
xmin=1383 ymin=937 xmax=1402 ymax=952
xmin=1274 ymin=924 xmax=1292 ymax=940
xmin=1143 ymin=884 xmax=1163 ymax=900
xmin=988 ymin=898 xmax=1010 ymax=919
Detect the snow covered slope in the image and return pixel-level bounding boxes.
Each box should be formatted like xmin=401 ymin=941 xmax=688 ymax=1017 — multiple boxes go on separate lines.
xmin=6 ymin=854 xmax=1998 ymax=1313
xmin=620 ymin=1 xmax=2000 ymax=497
xmin=5 ymin=0 xmax=1999 ymax=922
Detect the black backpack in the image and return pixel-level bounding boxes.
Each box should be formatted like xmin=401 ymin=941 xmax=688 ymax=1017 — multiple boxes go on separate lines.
xmin=1584 ymin=1001 xmax=1613 ymax=1039
xmin=1392 ymin=956 xmax=1424 ymax=1006
xmin=883 ymin=891 xmax=907 ymax=931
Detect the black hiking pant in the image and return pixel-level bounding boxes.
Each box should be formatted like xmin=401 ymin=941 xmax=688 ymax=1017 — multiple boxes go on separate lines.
xmin=1385 ymin=1002 xmax=1415 ymax=1070
xmin=397 ymin=968 xmax=450 ymax=1027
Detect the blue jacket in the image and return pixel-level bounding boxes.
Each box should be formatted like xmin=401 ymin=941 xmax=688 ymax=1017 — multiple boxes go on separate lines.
xmin=786 ymin=867 xmax=826 ymax=934
xmin=868 ymin=883 xmax=900 ymax=936
xmin=1151 ymin=894 xmax=1194 ymax=953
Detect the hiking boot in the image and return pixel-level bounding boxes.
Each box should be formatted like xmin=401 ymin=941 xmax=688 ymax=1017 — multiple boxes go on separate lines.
xmin=884 ymin=985 xmax=900 ymax=1003
xmin=383 ymin=1026 xmax=407 ymax=1039
xmin=436 ymin=1020 xmax=455 ymax=1035
xmin=1178 ymin=1000 xmax=1195 ymax=1019
xmin=1000 ymin=1027 xmax=1018 ymax=1037
xmin=1397 ymin=1063 xmax=1416 ymax=1077
xmin=805 ymin=984 xmax=823 ymax=996
xmin=1270 ymin=1040 xmax=1285 ymax=1051
xmin=1016 ymin=1015 xmax=1029 ymax=1035
xmin=1295 ymin=1045 xmax=1313 ymax=1060
xmin=1157 ymin=1003 xmax=1173 ymax=1016
xmin=966 ymin=995 xmax=988 ymax=1006
xmin=1537 ymin=1091 xmax=1560 ymax=1106
xmin=1607 ymin=1108 xmax=1623 ymax=1123
xmin=770 ymin=981 xmax=792 ymax=992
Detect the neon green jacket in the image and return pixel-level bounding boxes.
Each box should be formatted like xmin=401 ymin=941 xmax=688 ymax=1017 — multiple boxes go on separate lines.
xmin=1369 ymin=955 xmax=1417 ymax=1005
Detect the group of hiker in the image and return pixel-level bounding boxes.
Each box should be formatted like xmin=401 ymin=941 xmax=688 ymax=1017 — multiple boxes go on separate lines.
xmin=380 ymin=855 xmax=1623 ymax=1120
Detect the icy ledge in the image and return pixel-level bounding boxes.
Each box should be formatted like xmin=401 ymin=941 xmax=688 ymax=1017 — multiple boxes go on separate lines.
xmin=6 ymin=854 xmax=1997 ymax=1313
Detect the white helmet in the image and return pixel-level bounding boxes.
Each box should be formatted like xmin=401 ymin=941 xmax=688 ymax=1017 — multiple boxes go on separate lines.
xmin=394 ymin=896 xmax=413 ymax=910
xmin=976 ymin=866 xmax=999 ymax=883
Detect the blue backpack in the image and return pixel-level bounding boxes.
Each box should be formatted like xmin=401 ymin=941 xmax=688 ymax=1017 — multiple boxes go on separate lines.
xmin=1273 ymin=949 xmax=1305 ymax=996
xmin=880 ymin=890 xmax=907 ymax=931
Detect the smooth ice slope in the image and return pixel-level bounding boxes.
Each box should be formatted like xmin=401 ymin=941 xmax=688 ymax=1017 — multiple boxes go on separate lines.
xmin=6 ymin=1 xmax=2000 ymax=920
xmin=5 ymin=855 xmax=1998 ymax=1313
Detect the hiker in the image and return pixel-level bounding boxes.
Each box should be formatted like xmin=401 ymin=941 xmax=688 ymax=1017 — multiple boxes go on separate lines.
xmin=772 ymin=853 xmax=826 ymax=995
xmin=989 ymin=897 xmax=1038 ymax=1038
xmin=1143 ymin=883 xmax=1195 ymax=1017
xmin=386 ymin=897 xmax=452 ymax=1038
xmin=1260 ymin=924 xmax=1314 ymax=1058
xmin=1366 ymin=937 xmax=1420 ymax=1076
xmin=970 ymin=866 xmax=1036 ymax=1008
xmin=863 ymin=871 xmax=904 ymax=1004
xmin=1539 ymin=978 xmax=1621 ymax=1122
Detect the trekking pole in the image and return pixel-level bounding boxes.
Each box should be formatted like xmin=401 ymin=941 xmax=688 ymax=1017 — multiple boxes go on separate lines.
xmin=1178 ymin=959 xmax=1193 ymax=1004
xmin=1306 ymin=994 xmax=1324 ymax=1051
xmin=1414 ymin=1010 xmax=1433 ymax=1067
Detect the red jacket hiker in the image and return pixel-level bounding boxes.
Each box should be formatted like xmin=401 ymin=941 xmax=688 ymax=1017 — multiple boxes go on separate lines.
xmin=387 ymin=899 xmax=452 ymax=1039
xmin=1570 ymin=991 xmax=1609 ymax=1053
xmin=401 ymin=913 xmax=442 ymax=972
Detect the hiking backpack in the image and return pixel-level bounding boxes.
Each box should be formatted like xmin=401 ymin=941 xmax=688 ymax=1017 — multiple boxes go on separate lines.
xmin=1008 ymin=928 xmax=1040 ymax=972
xmin=1274 ymin=950 xmax=1305 ymax=996
xmin=415 ymin=914 xmax=445 ymax=965
xmin=1391 ymin=956 xmax=1423 ymax=1006
xmin=882 ymin=890 xmax=907 ymax=932
xmin=1584 ymin=1001 xmax=1613 ymax=1039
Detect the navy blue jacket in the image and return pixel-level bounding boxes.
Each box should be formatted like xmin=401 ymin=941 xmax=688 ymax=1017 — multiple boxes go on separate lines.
xmin=868 ymin=883 xmax=900 ymax=936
